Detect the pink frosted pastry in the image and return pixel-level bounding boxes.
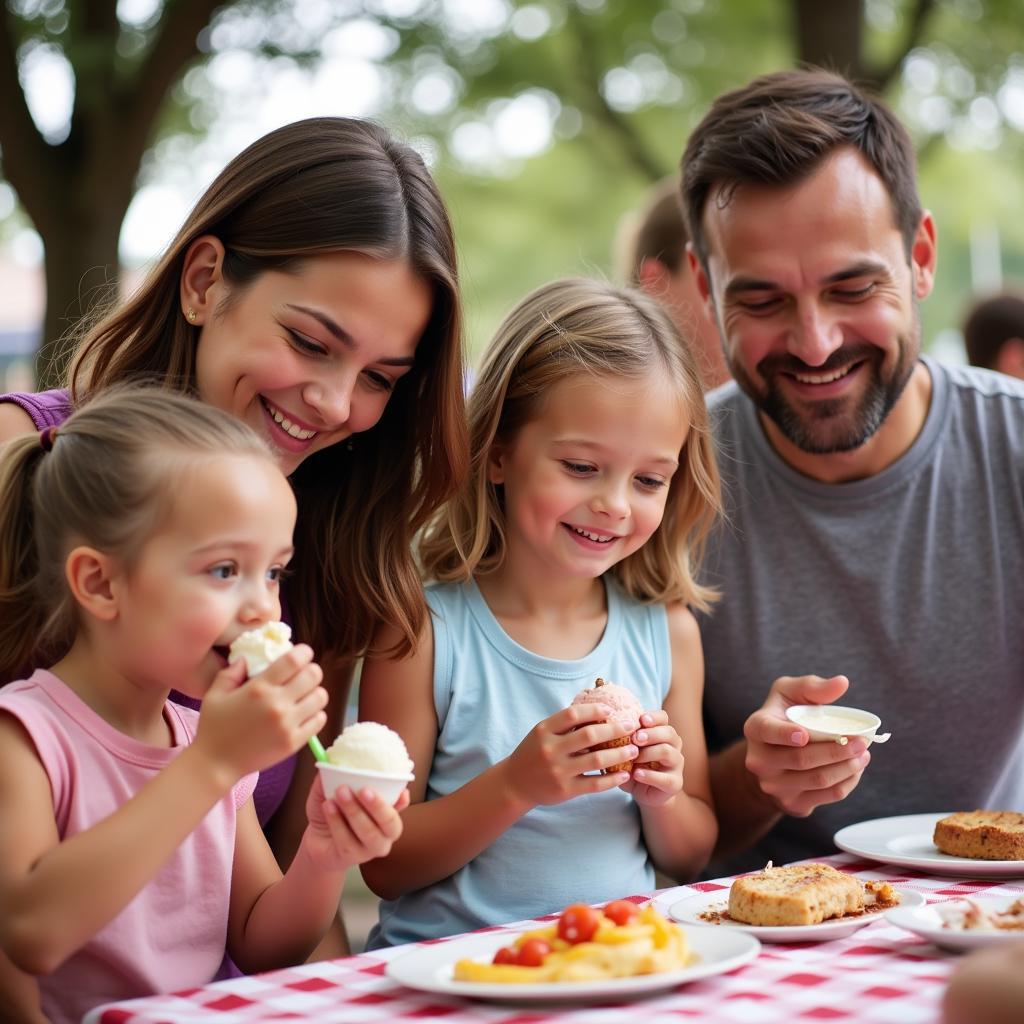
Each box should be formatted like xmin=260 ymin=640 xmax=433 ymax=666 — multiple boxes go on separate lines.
xmin=571 ymin=677 xmax=643 ymax=773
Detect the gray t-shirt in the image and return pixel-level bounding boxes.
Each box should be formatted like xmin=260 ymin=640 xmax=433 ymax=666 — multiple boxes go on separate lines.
xmin=700 ymin=356 xmax=1024 ymax=873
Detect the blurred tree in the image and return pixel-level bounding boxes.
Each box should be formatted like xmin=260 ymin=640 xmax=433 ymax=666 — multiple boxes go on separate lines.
xmin=793 ymin=0 xmax=934 ymax=89
xmin=364 ymin=0 xmax=1024 ymax=353
xmin=0 ymin=0 xmax=341 ymax=388
xmin=3 ymin=1 xmax=212 ymax=386
xmin=1 ymin=0 xmax=1022 ymax=383
xmin=370 ymin=0 xmax=1024 ymax=182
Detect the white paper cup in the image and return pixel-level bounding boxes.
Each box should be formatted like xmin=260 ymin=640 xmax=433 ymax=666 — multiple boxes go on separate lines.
xmin=785 ymin=704 xmax=891 ymax=746
xmin=316 ymin=761 xmax=413 ymax=805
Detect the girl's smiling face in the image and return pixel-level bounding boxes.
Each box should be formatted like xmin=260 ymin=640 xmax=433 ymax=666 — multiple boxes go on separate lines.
xmin=487 ymin=370 xmax=690 ymax=583
xmin=190 ymin=248 xmax=431 ymax=476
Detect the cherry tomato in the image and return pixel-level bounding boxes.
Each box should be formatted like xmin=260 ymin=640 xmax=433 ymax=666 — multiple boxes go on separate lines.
xmin=557 ymin=903 xmax=601 ymax=944
xmin=603 ymin=899 xmax=639 ymax=926
xmin=492 ymin=946 xmax=517 ymax=965
xmin=515 ymin=938 xmax=552 ymax=967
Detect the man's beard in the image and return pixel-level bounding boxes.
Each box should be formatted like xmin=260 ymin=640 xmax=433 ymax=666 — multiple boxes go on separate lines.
xmin=727 ymin=317 xmax=920 ymax=455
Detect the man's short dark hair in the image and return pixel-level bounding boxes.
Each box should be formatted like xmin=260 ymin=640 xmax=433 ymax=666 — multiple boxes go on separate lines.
xmin=963 ymin=291 xmax=1024 ymax=370
xmin=681 ymin=69 xmax=922 ymax=271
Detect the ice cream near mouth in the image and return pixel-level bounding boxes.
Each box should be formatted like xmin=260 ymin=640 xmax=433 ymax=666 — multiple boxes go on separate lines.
xmin=326 ymin=721 xmax=414 ymax=776
xmin=571 ymin=677 xmax=643 ymax=774
xmin=228 ymin=621 xmax=293 ymax=677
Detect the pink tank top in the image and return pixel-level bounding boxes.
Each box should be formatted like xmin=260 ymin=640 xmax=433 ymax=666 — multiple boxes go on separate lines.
xmin=0 ymin=670 xmax=257 ymax=1024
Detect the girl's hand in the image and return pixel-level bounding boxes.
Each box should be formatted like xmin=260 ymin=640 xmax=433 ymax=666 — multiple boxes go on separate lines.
xmin=502 ymin=704 xmax=638 ymax=809
xmin=304 ymin=775 xmax=409 ymax=872
xmin=193 ymin=645 xmax=328 ymax=781
xmin=621 ymin=710 xmax=684 ymax=807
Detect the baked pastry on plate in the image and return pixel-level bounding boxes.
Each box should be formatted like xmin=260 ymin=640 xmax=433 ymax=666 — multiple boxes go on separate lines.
xmin=933 ymin=811 xmax=1024 ymax=861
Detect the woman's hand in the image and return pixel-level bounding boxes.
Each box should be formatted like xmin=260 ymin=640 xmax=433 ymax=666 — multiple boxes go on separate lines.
xmin=621 ymin=709 xmax=684 ymax=806
xmin=502 ymin=704 xmax=637 ymax=809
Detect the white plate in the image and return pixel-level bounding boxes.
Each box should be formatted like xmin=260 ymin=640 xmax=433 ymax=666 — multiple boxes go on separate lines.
xmin=834 ymin=813 xmax=1024 ymax=877
xmin=887 ymin=901 xmax=1024 ymax=952
xmin=660 ymin=887 xmax=925 ymax=943
xmin=385 ymin=925 xmax=760 ymax=1003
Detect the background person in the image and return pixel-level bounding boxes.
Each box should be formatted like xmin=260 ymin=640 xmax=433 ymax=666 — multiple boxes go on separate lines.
xmin=962 ymin=289 xmax=1024 ymax=379
xmin=617 ymin=177 xmax=730 ymax=391
xmin=678 ymin=69 xmax=1024 ymax=873
xmin=943 ymin=942 xmax=1024 ymax=1024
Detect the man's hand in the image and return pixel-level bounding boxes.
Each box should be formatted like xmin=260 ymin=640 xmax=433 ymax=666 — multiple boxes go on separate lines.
xmin=743 ymin=674 xmax=871 ymax=817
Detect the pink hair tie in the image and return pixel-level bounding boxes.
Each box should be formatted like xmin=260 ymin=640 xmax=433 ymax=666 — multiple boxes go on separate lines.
xmin=39 ymin=426 xmax=59 ymax=452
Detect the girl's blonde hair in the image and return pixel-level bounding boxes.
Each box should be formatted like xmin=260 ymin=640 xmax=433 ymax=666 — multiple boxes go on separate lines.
xmin=0 ymin=387 xmax=273 ymax=682
xmin=420 ymin=278 xmax=722 ymax=611
xmin=65 ymin=117 xmax=468 ymax=660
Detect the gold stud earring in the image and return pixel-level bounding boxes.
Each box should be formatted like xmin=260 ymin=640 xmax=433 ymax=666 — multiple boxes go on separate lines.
xmin=186 ymin=307 xmax=197 ymax=322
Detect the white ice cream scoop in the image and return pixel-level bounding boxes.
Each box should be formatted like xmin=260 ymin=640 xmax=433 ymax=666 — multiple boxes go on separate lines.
xmin=785 ymin=704 xmax=892 ymax=746
xmin=228 ymin=621 xmax=293 ymax=677
xmin=316 ymin=721 xmax=414 ymax=805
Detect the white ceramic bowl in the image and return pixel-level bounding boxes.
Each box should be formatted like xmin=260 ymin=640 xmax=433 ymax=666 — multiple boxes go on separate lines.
xmin=785 ymin=704 xmax=891 ymax=746
xmin=316 ymin=761 xmax=413 ymax=806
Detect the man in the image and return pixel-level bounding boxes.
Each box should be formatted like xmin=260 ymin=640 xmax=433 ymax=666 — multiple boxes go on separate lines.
xmin=963 ymin=290 xmax=1024 ymax=379
xmin=680 ymin=69 xmax=1024 ymax=872
xmin=620 ymin=178 xmax=731 ymax=390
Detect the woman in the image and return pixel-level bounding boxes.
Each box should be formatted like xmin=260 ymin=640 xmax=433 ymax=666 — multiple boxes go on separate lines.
xmin=0 ymin=116 xmax=468 ymax=959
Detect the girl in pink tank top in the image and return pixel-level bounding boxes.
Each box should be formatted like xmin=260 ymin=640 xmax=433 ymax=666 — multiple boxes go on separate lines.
xmin=0 ymin=389 xmax=408 ymax=1024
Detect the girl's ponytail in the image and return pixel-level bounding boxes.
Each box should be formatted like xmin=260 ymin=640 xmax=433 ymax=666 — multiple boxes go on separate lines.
xmin=0 ymin=434 xmax=53 ymax=681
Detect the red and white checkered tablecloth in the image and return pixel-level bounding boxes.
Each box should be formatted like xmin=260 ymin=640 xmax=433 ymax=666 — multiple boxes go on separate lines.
xmin=82 ymin=854 xmax=1024 ymax=1024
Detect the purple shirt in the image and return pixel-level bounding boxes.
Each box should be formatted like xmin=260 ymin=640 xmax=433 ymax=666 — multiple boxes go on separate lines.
xmin=0 ymin=388 xmax=297 ymax=827
xmin=1 ymin=387 xmax=72 ymax=427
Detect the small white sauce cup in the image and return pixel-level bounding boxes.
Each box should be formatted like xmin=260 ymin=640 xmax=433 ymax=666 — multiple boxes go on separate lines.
xmin=316 ymin=762 xmax=414 ymax=806
xmin=785 ymin=704 xmax=891 ymax=746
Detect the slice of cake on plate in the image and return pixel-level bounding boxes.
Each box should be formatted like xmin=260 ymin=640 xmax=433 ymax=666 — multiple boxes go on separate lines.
xmin=728 ymin=862 xmax=865 ymax=926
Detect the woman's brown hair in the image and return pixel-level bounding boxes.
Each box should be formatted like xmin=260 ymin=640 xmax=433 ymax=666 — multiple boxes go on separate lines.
xmin=420 ymin=277 xmax=721 ymax=612
xmin=0 ymin=387 xmax=272 ymax=682
xmin=66 ymin=118 xmax=468 ymax=659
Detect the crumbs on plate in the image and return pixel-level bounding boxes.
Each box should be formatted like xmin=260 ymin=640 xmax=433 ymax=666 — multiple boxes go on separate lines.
xmin=938 ymin=898 xmax=1024 ymax=932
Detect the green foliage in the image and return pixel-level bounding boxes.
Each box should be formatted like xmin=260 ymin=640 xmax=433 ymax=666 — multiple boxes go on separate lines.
xmin=366 ymin=0 xmax=1024 ymax=360
xmin=2 ymin=0 xmax=1023 ymax=368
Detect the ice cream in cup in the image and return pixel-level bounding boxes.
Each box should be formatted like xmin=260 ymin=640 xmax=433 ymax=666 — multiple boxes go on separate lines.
xmin=316 ymin=721 xmax=414 ymax=805
xmin=785 ymin=704 xmax=892 ymax=746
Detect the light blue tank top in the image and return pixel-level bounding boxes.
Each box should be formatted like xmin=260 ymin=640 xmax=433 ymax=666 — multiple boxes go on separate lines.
xmin=366 ymin=576 xmax=671 ymax=949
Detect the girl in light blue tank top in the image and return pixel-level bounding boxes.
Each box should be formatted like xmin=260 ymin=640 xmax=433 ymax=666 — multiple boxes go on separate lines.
xmin=361 ymin=279 xmax=724 ymax=948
